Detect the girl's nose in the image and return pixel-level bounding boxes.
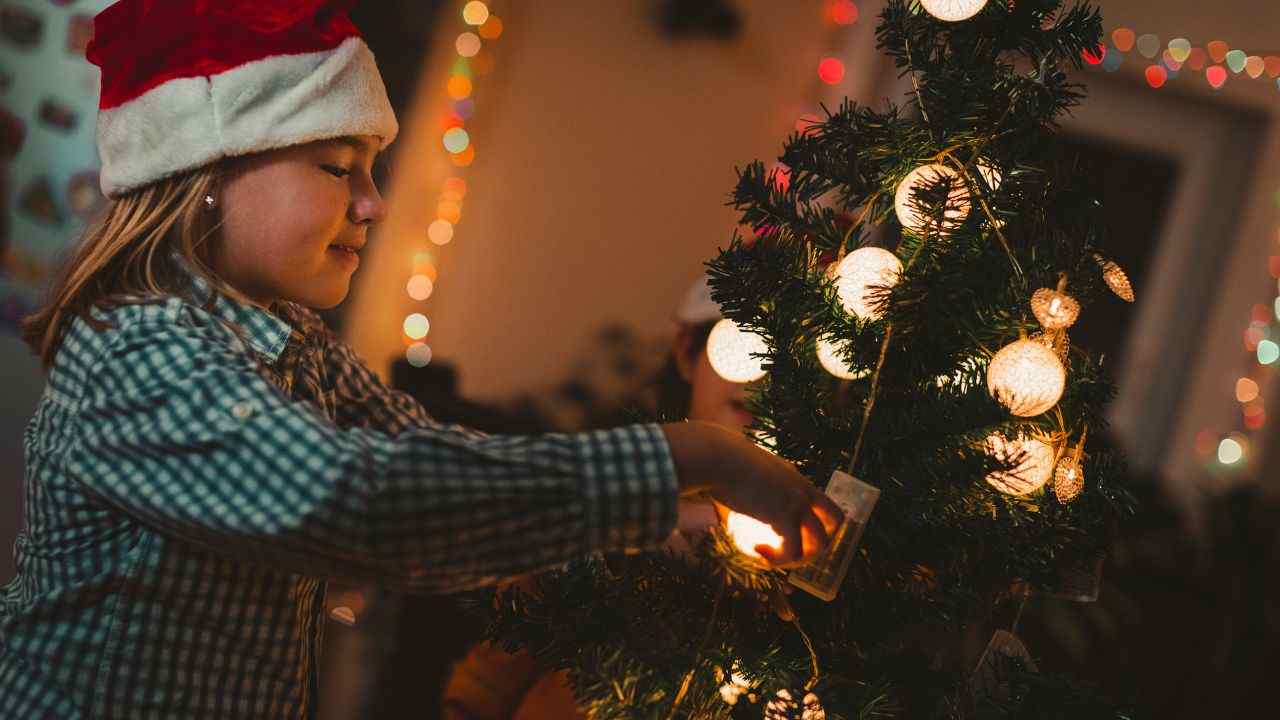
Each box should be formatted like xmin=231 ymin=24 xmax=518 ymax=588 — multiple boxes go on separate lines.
xmin=351 ymin=181 xmax=387 ymax=226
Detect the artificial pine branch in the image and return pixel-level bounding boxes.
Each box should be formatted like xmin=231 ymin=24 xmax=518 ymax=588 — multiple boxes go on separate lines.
xmin=477 ymin=2 xmax=1134 ymax=716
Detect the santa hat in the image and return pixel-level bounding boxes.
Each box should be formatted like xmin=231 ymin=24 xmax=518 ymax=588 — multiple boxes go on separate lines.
xmin=674 ymin=272 xmax=725 ymax=326
xmin=87 ymin=0 xmax=399 ymax=198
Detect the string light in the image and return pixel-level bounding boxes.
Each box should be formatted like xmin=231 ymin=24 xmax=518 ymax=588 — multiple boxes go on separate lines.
xmin=1091 ymin=28 xmax=1280 ymax=91
xmin=399 ymin=4 xmax=505 ymax=368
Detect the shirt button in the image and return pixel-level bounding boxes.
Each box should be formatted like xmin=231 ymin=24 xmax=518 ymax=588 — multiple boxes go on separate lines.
xmin=231 ymin=401 xmax=256 ymax=419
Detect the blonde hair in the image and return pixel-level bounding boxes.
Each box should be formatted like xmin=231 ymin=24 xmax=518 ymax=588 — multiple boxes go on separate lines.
xmin=21 ymin=164 xmax=257 ymax=369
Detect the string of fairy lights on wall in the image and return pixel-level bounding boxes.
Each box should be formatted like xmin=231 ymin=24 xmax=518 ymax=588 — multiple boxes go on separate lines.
xmin=1197 ymin=190 xmax=1280 ymax=471
xmin=401 ymin=1 xmax=503 ymax=368
xmin=1083 ymin=27 xmax=1280 ymax=92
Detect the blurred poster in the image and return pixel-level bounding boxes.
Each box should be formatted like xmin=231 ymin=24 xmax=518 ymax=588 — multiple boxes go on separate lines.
xmin=0 ymin=0 xmax=112 ymax=334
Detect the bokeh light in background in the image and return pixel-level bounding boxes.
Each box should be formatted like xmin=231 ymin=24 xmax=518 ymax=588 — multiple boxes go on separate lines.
xmin=404 ymin=313 xmax=431 ymax=340
xmin=429 ymin=219 xmax=454 ymax=245
xmin=407 ymin=343 xmax=434 ymax=368
xmin=818 ymin=56 xmax=845 ymax=84
xmin=442 ymin=127 xmax=471 ymax=153
xmin=1091 ymin=28 xmax=1277 ymax=94
xmin=1218 ymin=437 xmax=1244 ymax=465
xmin=828 ymin=0 xmax=858 ymax=25
xmin=455 ymin=32 xmax=481 ymax=58
xmin=461 ymin=1 xmax=489 ymax=25
xmin=407 ymin=275 xmax=435 ymax=301
xmin=447 ymin=74 xmax=473 ymax=99
xmin=402 ymin=4 xmax=505 ymax=367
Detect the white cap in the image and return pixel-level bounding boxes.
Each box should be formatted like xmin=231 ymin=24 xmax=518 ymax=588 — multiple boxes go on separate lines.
xmin=674 ymin=273 xmax=724 ymax=325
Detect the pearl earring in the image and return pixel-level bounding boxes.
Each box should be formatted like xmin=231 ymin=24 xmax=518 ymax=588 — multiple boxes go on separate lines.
xmin=204 ymin=194 xmax=216 ymax=209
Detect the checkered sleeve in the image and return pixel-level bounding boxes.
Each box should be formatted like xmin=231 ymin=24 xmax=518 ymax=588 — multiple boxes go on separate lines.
xmin=67 ymin=319 xmax=679 ymax=593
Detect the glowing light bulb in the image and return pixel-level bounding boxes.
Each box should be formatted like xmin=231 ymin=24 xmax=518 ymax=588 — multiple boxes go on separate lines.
xmin=984 ymin=434 xmax=1054 ymax=496
xmin=407 ymin=343 xmax=433 ymax=368
xmin=407 ymin=274 xmax=434 ymax=301
xmin=1218 ymin=438 xmax=1243 ymax=465
xmin=894 ymin=164 xmax=971 ymax=234
xmin=725 ymin=511 xmax=783 ymax=558
xmin=987 ymin=338 xmax=1066 ymax=417
xmin=816 ymin=335 xmax=868 ymax=379
xmin=918 ymin=0 xmax=988 ymax=22
xmin=455 ymin=32 xmax=481 ymax=58
xmin=462 ymin=1 xmax=489 ymax=26
xmin=834 ymin=247 xmax=902 ymax=321
xmin=403 ymin=313 xmax=430 ymax=340
xmin=706 ymin=319 xmax=768 ymax=383
xmin=428 ymin=219 xmax=454 ymax=245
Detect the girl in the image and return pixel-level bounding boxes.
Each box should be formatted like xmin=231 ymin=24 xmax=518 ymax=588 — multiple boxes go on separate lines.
xmin=0 ymin=2 xmax=841 ymax=718
xmin=442 ymin=274 xmax=768 ymax=719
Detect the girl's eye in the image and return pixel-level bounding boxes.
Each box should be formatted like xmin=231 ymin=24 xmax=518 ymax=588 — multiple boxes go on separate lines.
xmin=322 ymin=165 xmax=351 ymax=178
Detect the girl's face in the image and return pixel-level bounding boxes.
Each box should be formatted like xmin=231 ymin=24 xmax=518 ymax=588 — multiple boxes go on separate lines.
xmin=211 ymin=135 xmax=386 ymax=310
xmin=675 ymin=325 xmax=756 ymax=431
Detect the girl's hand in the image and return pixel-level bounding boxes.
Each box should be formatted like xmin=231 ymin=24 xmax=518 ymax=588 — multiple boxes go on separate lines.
xmin=661 ymin=421 xmax=844 ymax=568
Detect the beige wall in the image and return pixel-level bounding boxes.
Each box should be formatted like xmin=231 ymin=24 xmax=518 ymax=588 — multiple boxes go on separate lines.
xmin=346 ymin=0 xmax=845 ymax=402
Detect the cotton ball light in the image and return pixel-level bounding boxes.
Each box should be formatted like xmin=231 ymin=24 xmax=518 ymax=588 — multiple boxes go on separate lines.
xmin=1030 ymin=288 xmax=1080 ymax=330
xmin=764 ymin=688 xmax=826 ymax=720
xmin=894 ymin=164 xmax=971 ymax=234
xmin=816 ymin=334 xmax=869 ymax=380
xmin=976 ymin=160 xmax=1002 ymax=191
xmin=987 ymin=338 xmax=1066 ymax=417
xmin=919 ymin=0 xmax=989 ymax=22
xmin=983 ymin=434 xmax=1055 ymax=496
xmin=834 ymin=247 xmax=903 ymax=321
xmin=725 ymin=511 xmax=783 ymax=559
xmin=706 ymin=319 xmax=768 ymax=383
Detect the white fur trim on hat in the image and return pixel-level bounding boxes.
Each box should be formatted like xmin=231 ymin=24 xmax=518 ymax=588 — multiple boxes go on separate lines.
xmin=97 ymin=37 xmax=398 ymax=197
xmin=675 ymin=273 xmax=724 ymax=325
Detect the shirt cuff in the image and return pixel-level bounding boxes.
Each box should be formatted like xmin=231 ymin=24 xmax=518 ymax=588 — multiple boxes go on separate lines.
xmin=575 ymin=423 xmax=680 ymax=552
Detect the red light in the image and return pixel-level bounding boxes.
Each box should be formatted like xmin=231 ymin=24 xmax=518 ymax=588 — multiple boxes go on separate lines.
xmin=829 ymin=0 xmax=858 ymax=25
xmin=1253 ymin=304 xmax=1273 ymax=324
xmin=1145 ymin=65 xmax=1167 ymax=88
xmin=1082 ymin=44 xmax=1105 ymax=65
xmin=1206 ymin=65 xmax=1228 ymax=89
xmin=818 ymin=57 xmax=845 ymax=85
xmin=1269 ymin=256 xmax=1280 ymax=278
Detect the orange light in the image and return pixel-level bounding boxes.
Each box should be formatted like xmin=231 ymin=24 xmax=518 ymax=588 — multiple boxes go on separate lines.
xmin=447 ymin=75 xmax=473 ymax=99
xmin=450 ymin=145 xmax=475 ymax=167
xmin=1112 ymin=28 xmax=1135 ymax=52
xmin=413 ymin=264 xmax=439 ymax=282
xmin=1237 ymin=377 xmax=1261 ymax=403
xmin=1207 ymin=40 xmax=1229 ymax=64
xmin=479 ymin=15 xmax=503 ymax=40
xmin=443 ymin=177 xmax=468 ymax=197
xmin=437 ymin=200 xmax=462 ymax=225
xmin=725 ymin=511 xmax=783 ymax=559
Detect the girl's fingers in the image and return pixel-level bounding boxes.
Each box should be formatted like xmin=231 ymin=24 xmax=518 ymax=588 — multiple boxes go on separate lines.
xmin=811 ymin=492 xmax=845 ymax=536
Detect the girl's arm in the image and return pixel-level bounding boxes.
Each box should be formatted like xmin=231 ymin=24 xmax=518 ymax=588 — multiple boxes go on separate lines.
xmin=67 ymin=316 xmax=679 ymax=594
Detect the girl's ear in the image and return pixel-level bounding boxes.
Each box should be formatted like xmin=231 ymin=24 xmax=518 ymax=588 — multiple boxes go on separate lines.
xmin=673 ymin=327 xmax=698 ymax=383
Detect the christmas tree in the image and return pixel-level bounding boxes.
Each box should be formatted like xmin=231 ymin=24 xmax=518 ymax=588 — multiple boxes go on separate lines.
xmin=480 ymin=1 xmax=1135 ymax=717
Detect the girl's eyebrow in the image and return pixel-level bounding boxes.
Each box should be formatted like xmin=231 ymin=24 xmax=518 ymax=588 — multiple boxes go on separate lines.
xmin=325 ymin=136 xmax=380 ymax=157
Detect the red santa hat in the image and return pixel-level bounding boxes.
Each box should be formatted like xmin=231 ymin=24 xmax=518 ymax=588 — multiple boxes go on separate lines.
xmin=87 ymin=0 xmax=399 ymax=198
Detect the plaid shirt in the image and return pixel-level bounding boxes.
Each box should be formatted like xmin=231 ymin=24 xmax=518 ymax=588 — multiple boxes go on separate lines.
xmin=0 ymin=264 xmax=679 ymax=718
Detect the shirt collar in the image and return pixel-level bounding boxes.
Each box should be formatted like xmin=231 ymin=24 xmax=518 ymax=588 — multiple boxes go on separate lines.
xmin=172 ymin=254 xmax=296 ymax=364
